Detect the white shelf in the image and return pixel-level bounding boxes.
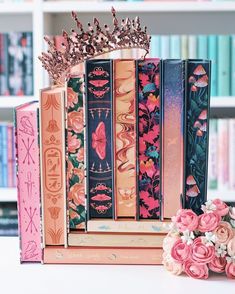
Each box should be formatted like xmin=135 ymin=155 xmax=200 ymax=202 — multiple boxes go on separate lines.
xmin=208 ymin=189 xmax=235 ymax=202
xmin=43 ymin=1 xmax=235 ymax=13
xmin=210 ymin=97 xmax=235 ymax=108
xmin=0 ymin=188 xmax=17 ymax=202
xmin=0 ymin=2 xmax=33 ymax=14
xmin=0 ymin=96 xmax=35 ymax=108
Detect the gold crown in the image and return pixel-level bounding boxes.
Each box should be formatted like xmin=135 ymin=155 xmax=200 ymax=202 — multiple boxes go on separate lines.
xmin=39 ymin=7 xmax=151 ymax=85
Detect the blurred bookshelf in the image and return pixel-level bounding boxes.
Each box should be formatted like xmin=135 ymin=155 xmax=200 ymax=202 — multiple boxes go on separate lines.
xmin=0 ymin=0 xmax=235 ymax=205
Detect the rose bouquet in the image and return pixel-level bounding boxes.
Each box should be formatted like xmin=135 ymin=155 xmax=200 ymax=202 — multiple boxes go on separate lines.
xmin=163 ymin=199 xmax=235 ymax=279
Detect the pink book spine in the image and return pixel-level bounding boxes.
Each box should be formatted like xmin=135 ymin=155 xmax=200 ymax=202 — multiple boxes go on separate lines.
xmin=7 ymin=125 xmax=13 ymax=187
xmin=16 ymin=103 xmax=42 ymax=262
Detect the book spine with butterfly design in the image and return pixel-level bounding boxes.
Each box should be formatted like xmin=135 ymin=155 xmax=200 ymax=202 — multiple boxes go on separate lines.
xmin=66 ymin=73 xmax=86 ymax=229
xmin=137 ymin=58 xmax=162 ymax=220
xmin=113 ymin=59 xmax=137 ymax=219
xmin=85 ymin=59 xmax=114 ymax=219
xmin=15 ymin=102 xmax=42 ymax=262
xmin=40 ymin=87 xmax=67 ymax=246
xmin=184 ymin=60 xmax=211 ymax=215
xmin=162 ymin=60 xmax=185 ymax=218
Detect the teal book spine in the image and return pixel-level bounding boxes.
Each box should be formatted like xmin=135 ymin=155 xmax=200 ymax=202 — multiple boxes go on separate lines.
xmin=160 ymin=35 xmax=170 ymax=59
xmin=188 ymin=35 xmax=197 ymax=59
xmin=150 ymin=35 xmax=160 ymax=58
xmin=232 ymin=35 xmax=235 ymax=96
xmin=170 ymin=35 xmax=181 ymax=59
xmin=218 ymin=35 xmax=231 ymax=96
xmin=208 ymin=35 xmax=218 ymax=97
xmin=197 ymin=35 xmax=208 ymax=59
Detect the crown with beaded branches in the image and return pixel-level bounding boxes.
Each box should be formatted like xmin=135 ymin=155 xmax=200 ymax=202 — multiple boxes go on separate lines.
xmin=39 ymin=7 xmax=151 ymax=85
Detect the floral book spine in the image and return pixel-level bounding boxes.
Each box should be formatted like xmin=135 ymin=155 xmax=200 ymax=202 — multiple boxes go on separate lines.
xmin=40 ymin=89 xmax=67 ymax=246
xmin=66 ymin=75 xmax=86 ymax=229
xmin=184 ymin=60 xmax=211 ymax=214
xmin=162 ymin=60 xmax=185 ymax=218
xmin=137 ymin=58 xmax=162 ymax=219
xmin=15 ymin=102 xmax=42 ymax=262
xmin=113 ymin=59 xmax=137 ymax=218
xmin=85 ymin=60 xmax=114 ymax=219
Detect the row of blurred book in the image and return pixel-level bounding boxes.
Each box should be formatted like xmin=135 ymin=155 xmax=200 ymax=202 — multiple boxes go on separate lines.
xmin=0 ymin=123 xmax=16 ymax=188
xmin=0 ymin=203 xmax=17 ymax=237
xmin=208 ymin=118 xmax=235 ymax=191
xmin=149 ymin=35 xmax=235 ymax=97
xmin=0 ymin=32 xmax=33 ymax=96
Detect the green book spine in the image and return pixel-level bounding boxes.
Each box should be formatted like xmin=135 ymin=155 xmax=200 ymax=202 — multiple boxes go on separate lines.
xmin=208 ymin=35 xmax=218 ymax=97
xmin=232 ymin=35 xmax=235 ymax=96
xmin=197 ymin=35 xmax=208 ymax=59
xmin=218 ymin=35 xmax=231 ymax=96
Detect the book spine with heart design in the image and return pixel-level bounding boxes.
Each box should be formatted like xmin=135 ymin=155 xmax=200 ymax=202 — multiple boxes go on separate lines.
xmin=113 ymin=59 xmax=137 ymax=219
xmin=137 ymin=58 xmax=162 ymax=220
xmin=40 ymin=88 xmax=67 ymax=246
xmin=15 ymin=102 xmax=42 ymax=262
xmin=66 ymin=74 xmax=86 ymax=229
xmin=162 ymin=60 xmax=185 ymax=218
xmin=85 ymin=59 xmax=114 ymax=219
xmin=184 ymin=60 xmax=211 ymax=214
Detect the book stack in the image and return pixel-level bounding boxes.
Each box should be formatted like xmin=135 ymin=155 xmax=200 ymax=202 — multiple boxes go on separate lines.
xmin=15 ymin=58 xmax=211 ymax=264
xmin=0 ymin=122 xmax=16 ymax=187
xmin=0 ymin=32 xmax=33 ymax=96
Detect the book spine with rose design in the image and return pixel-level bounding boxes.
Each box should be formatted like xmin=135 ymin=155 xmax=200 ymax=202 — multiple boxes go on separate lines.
xmin=66 ymin=73 xmax=86 ymax=230
xmin=40 ymin=87 xmax=67 ymax=246
xmin=15 ymin=101 xmax=42 ymax=262
xmin=183 ymin=60 xmax=211 ymax=214
xmin=162 ymin=60 xmax=185 ymax=218
xmin=137 ymin=58 xmax=162 ymax=220
xmin=85 ymin=60 xmax=114 ymax=219
xmin=113 ymin=59 xmax=137 ymax=219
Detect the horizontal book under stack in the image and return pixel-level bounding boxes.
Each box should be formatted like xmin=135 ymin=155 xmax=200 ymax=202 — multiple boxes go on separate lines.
xmin=15 ymin=9 xmax=211 ymax=265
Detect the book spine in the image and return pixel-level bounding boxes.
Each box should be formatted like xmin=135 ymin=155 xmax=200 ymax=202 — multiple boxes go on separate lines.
xmin=181 ymin=35 xmax=188 ymax=59
xmin=113 ymin=59 xmax=137 ymax=218
xmin=160 ymin=36 xmax=170 ymax=59
xmin=229 ymin=119 xmax=235 ymax=190
xmin=44 ymin=247 xmax=163 ymax=265
xmin=40 ymin=90 xmax=67 ymax=246
xmin=184 ymin=60 xmax=211 ymax=214
xmin=15 ymin=104 xmax=42 ymax=262
xmin=0 ymin=126 xmax=3 ymax=187
xmin=137 ymin=58 xmax=161 ymax=219
xmin=197 ymin=35 xmax=208 ymax=59
xmin=0 ymin=33 xmax=9 ymax=95
xmin=162 ymin=60 xmax=185 ymax=218
xmin=218 ymin=35 xmax=231 ymax=96
xmin=208 ymin=119 xmax=218 ymax=190
xmin=22 ymin=32 xmax=33 ymax=96
xmin=66 ymin=75 xmax=86 ymax=229
xmin=85 ymin=60 xmax=114 ymax=219
xmin=7 ymin=125 xmax=14 ymax=188
xmin=150 ymin=35 xmax=160 ymax=58
xmin=208 ymin=35 xmax=218 ymax=97
xmin=170 ymin=35 xmax=181 ymax=59
xmin=188 ymin=35 xmax=197 ymax=59
xmin=218 ymin=119 xmax=229 ymax=190
xmin=2 ymin=125 xmax=8 ymax=187
xmin=232 ymin=35 xmax=235 ymax=96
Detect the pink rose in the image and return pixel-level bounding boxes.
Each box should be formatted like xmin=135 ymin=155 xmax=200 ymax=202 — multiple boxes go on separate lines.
xmin=225 ymin=262 xmax=235 ymax=279
xmin=214 ymin=221 xmax=234 ymax=245
xmin=198 ymin=211 xmax=220 ymax=232
xmin=163 ymin=234 xmax=180 ymax=254
xmin=184 ymin=261 xmax=209 ymax=279
xmin=171 ymin=239 xmax=191 ymax=263
xmin=174 ymin=209 xmax=198 ymax=232
xmin=208 ymin=256 xmax=226 ymax=273
xmin=227 ymin=237 xmax=235 ymax=257
xmin=212 ymin=199 xmax=229 ymax=217
xmin=190 ymin=237 xmax=215 ymax=264
xmin=67 ymin=87 xmax=78 ymax=108
xmin=76 ymin=147 xmax=84 ymax=162
xmin=162 ymin=252 xmax=183 ymax=276
xmin=68 ymin=109 xmax=84 ymax=133
xmin=67 ymin=131 xmax=81 ymax=153
xmin=229 ymin=207 xmax=235 ymax=220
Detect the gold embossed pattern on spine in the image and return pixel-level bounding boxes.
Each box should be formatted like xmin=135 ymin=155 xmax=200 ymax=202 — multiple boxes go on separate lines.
xmin=113 ymin=60 xmax=137 ymax=218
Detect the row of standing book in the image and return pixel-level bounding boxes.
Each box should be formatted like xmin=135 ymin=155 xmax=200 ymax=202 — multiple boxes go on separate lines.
xmin=0 ymin=203 xmax=18 ymax=236
xmin=0 ymin=32 xmax=33 ymax=96
xmin=150 ymin=34 xmax=235 ymax=97
xmin=0 ymin=122 xmax=16 ymax=187
xmin=208 ymin=118 xmax=235 ymax=191
xmin=16 ymin=58 xmax=211 ymax=263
